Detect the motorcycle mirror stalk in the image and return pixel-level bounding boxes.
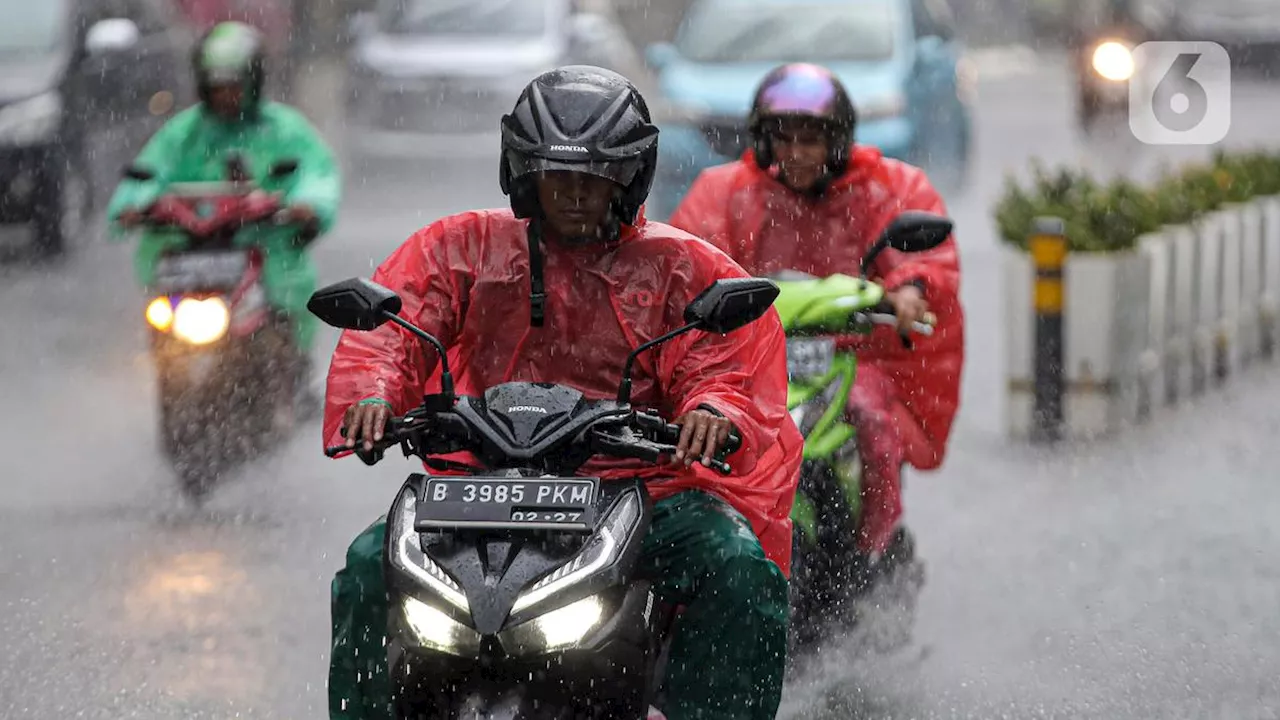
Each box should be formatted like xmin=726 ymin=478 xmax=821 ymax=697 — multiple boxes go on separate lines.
xmin=306 ymin=278 xmax=456 ymax=403
xmin=858 ymin=210 xmax=955 ymax=278
xmin=616 ymin=277 xmax=780 ymax=405
xmin=307 ymin=276 xmax=781 ymax=409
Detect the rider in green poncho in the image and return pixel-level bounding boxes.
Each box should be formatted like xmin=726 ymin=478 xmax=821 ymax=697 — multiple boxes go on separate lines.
xmin=107 ymin=21 xmax=341 ymax=377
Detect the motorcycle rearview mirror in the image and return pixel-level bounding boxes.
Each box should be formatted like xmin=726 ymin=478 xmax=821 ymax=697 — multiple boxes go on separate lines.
xmin=307 ymin=278 xmax=455 ymax=399
xmin=123 ymin=164 xmax=155 ymax=182
xmin=616 ymin=278 xmax=780 ymax=404
xmin=683 ymin=277 xmax=781 ymax=333
xmin=269 ymin=159 xmax=299 ymax=179
xmin=859 ymin=211 xmax=954 ymax=277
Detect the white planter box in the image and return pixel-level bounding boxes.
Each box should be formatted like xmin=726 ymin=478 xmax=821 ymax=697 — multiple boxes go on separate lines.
xmin=1006 ymin=195 xmax=1280 ymax=443
xmin=1216 ymin=206 xmax=1245 ymax=377
xmin=1164 ymin=224 xmax=1197 ymax=404
xmin=1260 ymin=196 xmax=1280 ymax=359
xmin=1238 ymin=202 xmax=1264 ymax=365
xmin=1137 ymin=232 xmax=1170 ymax=419
xmin=1005 ymin=247 xmax=1150 ymax=440
xmin=1192 ymin=211 xmax=1223 ymax=393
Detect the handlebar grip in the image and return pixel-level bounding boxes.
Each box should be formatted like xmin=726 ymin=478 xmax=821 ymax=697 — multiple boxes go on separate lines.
xmin=722 ymin=430 xmax=742 ymax=454
xmin=866 ymin=312 xmax=934 ymax=337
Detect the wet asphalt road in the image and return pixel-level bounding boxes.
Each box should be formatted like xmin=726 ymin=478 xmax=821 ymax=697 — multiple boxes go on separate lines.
xmin=2 ymin=53 xmax=1280 ymax=719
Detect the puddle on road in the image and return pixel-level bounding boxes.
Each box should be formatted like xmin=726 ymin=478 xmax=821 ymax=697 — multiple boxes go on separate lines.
xmin=109 ymin=549 xmax=270 ymax=705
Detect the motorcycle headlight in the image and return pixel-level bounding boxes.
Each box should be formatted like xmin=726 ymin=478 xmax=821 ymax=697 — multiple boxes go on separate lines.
xmin=402 ymin=595 xmax=481 ymax=657
xmin=499 ymin=593 xmax=607 ymax=655
xmin=389 ymin=486 xmax=470 ymax=613
xmin=0 ymin=92 xmax=62 ymax=145
xmin=146 ymin=297 xmax=174 ymax=332
xmin=510 ymin=490 xmax=641 ymax=614
xmin=1092 ymin=41 xmax=1135 ymax=82
xmin=171 ymin=297 xmax=230 ymax=345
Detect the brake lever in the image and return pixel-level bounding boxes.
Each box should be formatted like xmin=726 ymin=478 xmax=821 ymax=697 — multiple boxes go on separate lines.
xmin=647 ymin=440 xmax=733 ymax=476
xmin=632 ymin=409 xmax=742 ymax=456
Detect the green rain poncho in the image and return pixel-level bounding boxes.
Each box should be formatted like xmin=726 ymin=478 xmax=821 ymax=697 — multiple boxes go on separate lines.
xmin=106 ymin=101 xmax=341 ymax=350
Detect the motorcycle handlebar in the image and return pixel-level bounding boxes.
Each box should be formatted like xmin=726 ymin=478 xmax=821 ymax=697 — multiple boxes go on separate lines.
xmin=865 ymin=301 xmax=936 ymax=336
xmin=139 ymin=193 xmax=297 ymax=235
xmin=324 ymin=408 xmax=743 ymax=475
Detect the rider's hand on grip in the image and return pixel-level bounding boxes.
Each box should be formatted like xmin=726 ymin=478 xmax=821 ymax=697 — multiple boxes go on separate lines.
xmin=342 ymin=399 xmax=393 ymax=452
xmin=885 ymin=285 xmax=930 ymax=335
xmin=671 ymin=409 xmax=736 ymax=470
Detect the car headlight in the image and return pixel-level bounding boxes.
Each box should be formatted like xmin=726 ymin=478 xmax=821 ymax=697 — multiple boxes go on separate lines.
xmin=402 ymin=595 xmax=481 ymax=657
xmin=498 ymin=593 xmax=606 ymax=655
xmin=510 ymin=490 xmax=641 ymax=614
xmin=0 ymin=92 xmax=62 ymax=144
xmin=171 ymin=297 xmax=229 ymax=345
xmin=1092 ymin=41 xmax=1135 ymax=82
xmin=389 ymin=486 xmax=470 ymax=613
xmin=858 ymin=92 xmax=906 ymax=121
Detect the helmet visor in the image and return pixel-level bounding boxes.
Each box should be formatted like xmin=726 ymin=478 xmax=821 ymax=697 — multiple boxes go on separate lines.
xmin=505 ymin=151 xmax=640 ymax=187
xmin=756 ymin=65 xmax=842 ymax=119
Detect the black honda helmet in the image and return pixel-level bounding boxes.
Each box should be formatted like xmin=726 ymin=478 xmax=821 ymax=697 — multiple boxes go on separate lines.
xmin=499 ymin=66 xmax=660 ymax=226
xmin=193 ymin=22 xmax=267 ymax=113
xmin=747 ymin=63 xmax=857 ymax=175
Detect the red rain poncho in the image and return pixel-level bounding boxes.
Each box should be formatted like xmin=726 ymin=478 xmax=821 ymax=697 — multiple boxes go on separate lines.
xmin=322 ymin=209 xmax=804 ymax=575
xmin=669 ymin=145 xmax=964 ymax=464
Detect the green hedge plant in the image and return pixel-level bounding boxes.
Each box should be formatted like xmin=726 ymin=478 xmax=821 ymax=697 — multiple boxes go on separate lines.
xmin=996 ymin=150 xmax=1280 ymax=253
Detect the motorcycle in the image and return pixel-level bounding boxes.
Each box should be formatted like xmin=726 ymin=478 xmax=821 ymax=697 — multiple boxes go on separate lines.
xmin=126 ymin=155 xmax=314 ymax=500
xmin=309 ymin=274 xmax=779 ymax=719
xmin=770 ymin=211 xmax=953 ymax=656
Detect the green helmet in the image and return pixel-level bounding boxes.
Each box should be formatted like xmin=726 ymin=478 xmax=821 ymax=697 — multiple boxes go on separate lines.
xmin=193 ymin=22 xmax=267 ymax=112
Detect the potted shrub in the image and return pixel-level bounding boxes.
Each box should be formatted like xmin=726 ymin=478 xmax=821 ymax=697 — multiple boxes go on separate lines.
xmin=995 ymin=149 xmax=1280 ymax=440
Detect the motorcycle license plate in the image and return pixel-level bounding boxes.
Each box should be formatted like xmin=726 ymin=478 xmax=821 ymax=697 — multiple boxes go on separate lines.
xmin=416 ymin=477 xmax=599 ymax=531
xmin=787 ymin=337 xmax=836 ymax=380
xmin=154 ymin=251 xmax=249 ymax=291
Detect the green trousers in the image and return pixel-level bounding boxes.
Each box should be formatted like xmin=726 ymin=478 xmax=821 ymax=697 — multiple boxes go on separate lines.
xmin=328 ymin=490 xmax=789 ymax=720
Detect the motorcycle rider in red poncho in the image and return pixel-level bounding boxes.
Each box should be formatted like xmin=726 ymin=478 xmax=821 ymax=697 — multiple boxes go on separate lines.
xmin=322 ymin=66 xmax=802 ymax=720
xmin=669 ymin=62 xmax=964 ymax=580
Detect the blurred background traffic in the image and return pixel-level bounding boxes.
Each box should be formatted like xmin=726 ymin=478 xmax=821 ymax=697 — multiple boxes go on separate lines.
xmin=4 ymin=0 xmax=1280 ymax=718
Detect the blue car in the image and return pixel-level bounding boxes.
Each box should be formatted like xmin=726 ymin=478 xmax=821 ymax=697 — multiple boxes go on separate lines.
xmin=642 ymin=0 xmax=973 ymax=219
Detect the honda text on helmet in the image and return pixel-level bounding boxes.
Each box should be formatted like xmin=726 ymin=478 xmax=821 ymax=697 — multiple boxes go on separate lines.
xmin=498 ymin=65 xmax=660 ymax=325
xmin=748 ymin=62 xmax=857 ymax=195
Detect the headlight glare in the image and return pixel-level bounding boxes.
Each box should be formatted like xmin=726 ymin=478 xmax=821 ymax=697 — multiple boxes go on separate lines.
xmin=1092 ymin=41 xmax=1135 ymax=81
xmin=172 ymin=297 xmax=230 ymax=345
xmin=402 ymin=596 xmax=481 ymax=657
xmin=146 ymin=297 xmax=174 ymax=331
xmin=499 ymin=594 xmax=606 ymax=655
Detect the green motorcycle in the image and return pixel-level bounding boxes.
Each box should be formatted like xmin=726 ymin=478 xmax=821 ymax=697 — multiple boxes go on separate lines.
xmin=770 ymin=212 xmax=953 ymax=655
